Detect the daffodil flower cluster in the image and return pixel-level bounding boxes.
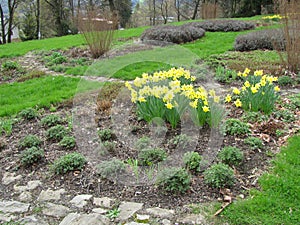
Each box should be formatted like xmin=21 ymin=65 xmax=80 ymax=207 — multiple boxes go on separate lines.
xmin=227 ymin=68 xmax=280 ymax=114
xmin=125 ymin=68 xmax=221 ymax=128
xmin=262 ymin=14 xmax=283 ymax=22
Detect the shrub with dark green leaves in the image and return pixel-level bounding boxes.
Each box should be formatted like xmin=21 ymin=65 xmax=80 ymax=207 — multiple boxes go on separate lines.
xmin=183 ymin=151 xmax=202 ymax=172
xmin=20 ymin=147 xmax=44 ymax=166
xmin=59 ymin=136 xmax=76 ymax=149
xmin=156 ymin=167 xmax=191 ymax=193
xmin=214 ymin=66 xmax=237 ymax=83
xmin=204 ymin=163 xmax=235 ymax=188
xmin=244 ymin=137 xmax=263 ymax=150
xmin=46 ymin=52 xmax=67 ymax=65
xmin=97 ymin=159 xmax=126 ymax=179
xmin=19 ymin=134 xmax=42 ymax=149
xmin=46 ymin=125 xmax=68 ymax=141
xmin=51 ymin=152 xmax=86 ymax=174
xmin=234 ymin=29 xmax=285 ymax=51
xmin=141 ymin=24 xmax=205 ymax=44
xmin=168 ymin=134 xmax=190 ymax=149
xmin=224 ymin=118 xmax=250 ymax=135
xmin=1 ymin=61 xmax=19 ymax=70
xmin=138 ymin=148 xmax=167 ymax=166
xmin=98 ymin=129 xmax=114 ymax=141
xmin=40 ymin=114 xmax=63 ymax=127
xmin=273 ymin=109 xmax=295 ymax=122
xmin=19 ymin=108 xmax=38 ymax=120
xmin=278 ymin=75 xmax=294 ymax=86
xmin=218 ymin=146 xmax=243 ymax=166
xmin=187 ymin=20 xmax=255 ymax=32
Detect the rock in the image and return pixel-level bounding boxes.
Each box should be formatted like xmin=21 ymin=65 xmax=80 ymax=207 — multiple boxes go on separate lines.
xmin=93 ymin=197 xmax=114 ymax=209
xmin=136 ymin=214 xmax=150 ymax=223
xmin=70 ymin=194 xmax=93 ymax=208
xmin=42 ymin=202 xmax=70 ymax=218
xmin=0 ymin=213 xmax=17 ymax=222
xmin=177 ymin=214 xmax=206 ymax=225
xmin=124 ymin=222 xmax=149 ymax=225
xmin=0 ymin=200 xmax=30 ymax=213
xmin=37 ymin=188 xmax=65 ymax=202
xmin=19 ymin=215 xmax=49 ymax=225
xmin=19 ymin=191 xmax=33 ymax=202
xmin=14 ymin=180 xmax=42 ymax=193
xmin=59 ymin=213 xmax=109 ymax=225
xmin=117 ymin=201 xmax=144 ymax=221
xmin=92 ymin=208 xmax=108 ymax=214
xmin=161 ymin=219 xmax=172 ymax=225
xmin=2 ymin=172 xmax=22 ymax=185
xmin=145 ymin=207 xmax=175 ymax=219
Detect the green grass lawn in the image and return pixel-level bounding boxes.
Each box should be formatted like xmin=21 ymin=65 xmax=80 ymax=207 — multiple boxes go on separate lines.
xmin=221 ymin=134 xmax=300 ymax=224
xmin=0 ymin=76 xmax=102 ymax=117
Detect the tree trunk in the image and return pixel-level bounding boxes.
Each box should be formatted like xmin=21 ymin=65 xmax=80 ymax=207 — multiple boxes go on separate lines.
xmin=153 ymin=0 xmax=156 ymax=25
xmin=36 ymin=0 xmax=40 ymax=39
xmin=192 ymin=0 xmax=201 ymax=20
xmin=175 ymin=0 xmax=180 ymax=21
xmin=0 ymin=4 xmax=6 ymax=44
xmin=7 ymin=0 xmax=18 ymax=43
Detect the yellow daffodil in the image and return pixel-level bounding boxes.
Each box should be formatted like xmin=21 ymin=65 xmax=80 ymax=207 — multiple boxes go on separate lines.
xmin=244 ymin=80 xmax=251 ymax=88
xmin=233 ymin=88 xmax=241 ymax=95
xmin=274 ymin=86 xmax=280 ymax=92
xmin=234 ymin=99 xmax=242 ymax=107
xmin=189 ymin=100 xmax=198 ymax=108
xmin=202 ymin=106 xmax=210 ymax=112
xmin=225 ymin=94 xmax=232 ymax=103
xmin=254 ymin=70 xmax=263 ymax=76
xmin=209 ymin=89 xmax=216 ymax=96
xmin=214 ymin=96 xmax=220 ymax=103
xmin=165 ymin=102 xmax=174 ymax=109
xmin=251 ymin=86 xmax=258 ymax=94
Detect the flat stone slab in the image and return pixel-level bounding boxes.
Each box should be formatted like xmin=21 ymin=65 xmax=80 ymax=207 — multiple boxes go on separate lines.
xmin=14 ymin=180 xmax=42 ymax=193
xmin=146 ymin=207 xmax=175 ymax=219
xmin=136 ymin=214 xmax=150 ymax=223
xmin=42 ymin=202 xmax=70 ymax=218
xmin=70 ymin=194 xmax=93 ymax=208
xmin=2 ymin=172 xmax=22 ymax=185
xmin=124 ymin=222 xmax=149 ymax=225
xmin=59 ymin=213 xmax=109 ymax=225
xmin=0 ymin=200 xmax=30 ymax=213
xmin=177 ymin=214 xmax=206 ymax=224
xmin=0 ymin=213 xmax=17 ymax=222
xmin=93 ymin=197 xmax=114 ymax=208
xmin=37 ymin=188 xmax=65 ymax=202
xmin=19 ymin=191 xmax=33 ymax=202
xmin=117 ymin=201 xmax=144 ymax=221
xmin=92 ymin=208 xmax=107 ymax=214
xmin=19 ymin=215 xmax=49 ymax=225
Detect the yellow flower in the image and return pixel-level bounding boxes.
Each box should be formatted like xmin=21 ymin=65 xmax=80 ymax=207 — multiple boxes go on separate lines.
xmin=237 ymin=71 xmax=243 ymax=77
xmin=242 ymin=86 xmax=246 ymax=91
xmin=165 ymin=102 xmax=174 ymax=109
xmin=203 ymin=100 xmax=209 ymax=106
xmin=251 ymin=86 xmax=258 ymax=94
xmin=274 ymin=86 xmax=280 ymax=92
xmin=202 ymin=106 xmax=210 ymax=112
xmin=209 ymin=89 xmax=216 ymax=97
xmin=254 ymin=70 xmax=263 ymax=76
xmin=138 ymin=96 xmax=146 ymax=103
xmin=244 ymin=81 xmax=251 ymax=88
xmin=233 ymin=88 xmax=241 ymax=95
xmin=189 ymin=100 xmax=198 ymax=109
xmin=234 ymin=99 xmax=242 ymax=107
xmin=225 ymin=94 xmax=232 ymax=103
xmin=163 ymin=91 xmax=174 ymax=102
xmin=214 ymin=96 xmax=220 ymax=103
xmin=244 ymin=68 xmax=251 ymax=75
xmin=260 ymin=79 xmax=266 ymax=86
xmin=191 ymin=76 xmax=196 ymax=81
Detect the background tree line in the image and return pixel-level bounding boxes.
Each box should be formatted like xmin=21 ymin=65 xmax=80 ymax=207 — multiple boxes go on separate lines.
xmin=0 ymin=0 xmax=275 ymax=44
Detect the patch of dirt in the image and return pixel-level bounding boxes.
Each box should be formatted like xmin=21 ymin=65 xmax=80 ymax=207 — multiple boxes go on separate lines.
xmin=1 ymin=86 xmax=299 ymax=210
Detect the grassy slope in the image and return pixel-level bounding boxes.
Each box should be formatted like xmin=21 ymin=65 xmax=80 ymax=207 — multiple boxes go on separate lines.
xmin=0 ymin=76 xmax=102 ymax=117
xmin=222 ymin=134 xmax=300 ymax=225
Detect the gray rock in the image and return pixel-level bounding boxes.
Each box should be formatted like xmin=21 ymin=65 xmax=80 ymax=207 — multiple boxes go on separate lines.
xmin=145 ymin=207 xmax=175 ymax=219
xmin=0 ymin=213 xmax=17 ymax=222
xmin=92 ymin=208 xmax=108 ymax=214
xmin=161 ymin=219 xmax=171 ymax=225
xmin=37 ymin=188 xmax=65 ymax=202
xmin=2 ymin=172 xmax=22 ymax=185
xmin=136 ymin=214 xmax=150 ymax=223
xmin=19 ymin=215 xmax=49 ymax=225
xmin=70 ymin=194 xmax=93 ymax=208
xmin=59 ymin=212 xmax=109 ymax=225
xmin=124 ymin=222 xmax=149 ymax=225
xmin=0 ymin=200 xmax=30 ymax=213
xmin=93 ymin=197 xmax=114 ymax=208
xmin=14 ymin=180 xmax=42 ymax=193
xmin=42 ymin=202 xmax=70 ymax=218
xmin=117 ymin=201 xmax=144 ymax=221
xmin=19 ymin=191 xmax=33 ymax=202
xmin=177 ymin=214 xmax=206 ymax=225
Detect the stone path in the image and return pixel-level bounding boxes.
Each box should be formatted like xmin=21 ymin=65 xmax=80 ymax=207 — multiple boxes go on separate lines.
xmin=0 ymin=171 xmax=207 ymax=225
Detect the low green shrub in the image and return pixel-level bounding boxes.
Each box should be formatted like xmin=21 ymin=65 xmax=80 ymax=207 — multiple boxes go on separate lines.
xmin=273 ymin=109 xmax=295 ymax=122
xmin=156 ymin=167 xmax=191 ymax=193
xmin=214 ymin=66 xmax=237 ymax=83
xmin=135 ymin=136 xmax=151 ymax=150
xmin=138 ymin=148 xmax=167 ymax=166
xmin=168 ymin=134 xmax=190 ymax=149
xmin=40 ymin=114 xmax=63 ymax=127
xmin=204 ymin=163 xmax=235 ymax=188
xmin=224 ymin=118 xmax=250 ymax=135
xmin=183 ymin=151 xmax=202 ymax=173
xmin=46 ymin=125 xmax=68 ymax=141
xmin=19 ymin=108 xmax=38 ymax=120
xmin=20 ymin=146 xmax=44 ymax=166
xmin=19 ymin=134 xmax=42 ymax=149
xmin=98 ymin=129 xmax=114 ymax=142
xmin=97 ymin=159 xmax=126 ymax=179
xmin=1 ymin=60 xmax=19 ymax=70
xmin=278 ymin=75 xmax=294 ymax=86
xmin=59 ymin=136 xmax=76 ymax=149
xmin=102 ymin=141 xmax=116 ymax=153
xmin=46 ymin=52 xmax=67 ymax=65
xmin=187 ymin=20 xmax=255 ymax=32
xmin=51 ymin=152 xmax=86 ymax=174
xmin=218 ymin=146 xmax=243 ymax=166
xmin=0 ymin=118 xmax=14 ymax=136
xmin=244 ymin=137 xmax=263 ymax=150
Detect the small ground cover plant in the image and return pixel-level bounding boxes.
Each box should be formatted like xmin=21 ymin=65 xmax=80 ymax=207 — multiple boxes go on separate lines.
xmin=137 ymin=148 xmax=167 ymax=166
xmin=224 ymin=118 xmax=250 ymax=136
xmin=244 ymin=137 xmax=263 ymax=150
xmin=19 ymin=134 xmax=42 ymax=149
xmin=97 ymin=159 xmax=126 ymax=180
xmin=183 ymin=151 xmax=202 ymax=173
xmin=204 ymin=163 xmax=235 ymax=188
xmin=156 ymin=167 xmax=191 ymax=193
xmin=40 ymin=114 xmax=63 ymax=127
xmin=20 ymin=146 xmax=44 ymax=166
xmin=19 ymin=108 xmax=38 ymax=120
xmin=168 ymin=134 xmax=191 ymax=149
xmin=98 ymin=128 xmax=114 ymax=142
xmin=51 ymin=152 xmax=86 ymax=174
xmin=46 ymin=125 xmax=68 ymax=141
xmin=218 ymin=146 xmax=244 ymax=167
xmin=59 ymin=136 xmax=76 ymax=149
